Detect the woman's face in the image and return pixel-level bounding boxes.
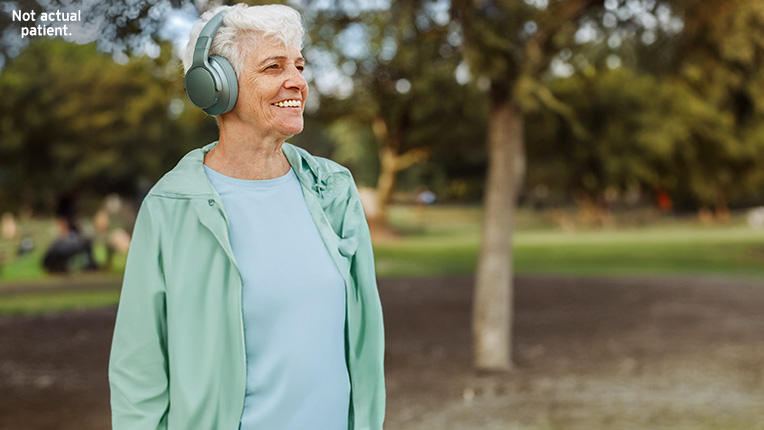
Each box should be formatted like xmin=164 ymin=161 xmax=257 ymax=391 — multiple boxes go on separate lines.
xmin=231 ymin=38 xmax=308 ymax=141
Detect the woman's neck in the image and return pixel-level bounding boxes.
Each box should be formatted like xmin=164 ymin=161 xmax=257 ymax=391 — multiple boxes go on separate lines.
xmin=204 ymin=122 xmax=291 ymax=180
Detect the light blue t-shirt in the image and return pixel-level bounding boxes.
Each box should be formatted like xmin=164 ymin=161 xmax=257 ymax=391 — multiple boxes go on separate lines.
xmin=204 ymin=165 xmax=350 ymax=430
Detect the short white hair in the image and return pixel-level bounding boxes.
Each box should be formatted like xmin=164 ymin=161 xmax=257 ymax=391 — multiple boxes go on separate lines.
xmin=183 ymin=3 xmax=304 ymax=77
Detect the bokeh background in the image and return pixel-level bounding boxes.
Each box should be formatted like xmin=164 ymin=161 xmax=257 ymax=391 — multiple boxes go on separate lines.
xmin=1 ymin=1 xmax=763 ymax=429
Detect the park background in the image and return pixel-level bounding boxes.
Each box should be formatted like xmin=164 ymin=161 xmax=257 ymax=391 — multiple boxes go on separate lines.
xmin=1 ymin=0 xmax=764 ymax=429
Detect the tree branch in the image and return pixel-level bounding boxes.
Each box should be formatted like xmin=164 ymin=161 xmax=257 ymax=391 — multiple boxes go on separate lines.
xmin=525 ymin=0 xmax=604 ymax=74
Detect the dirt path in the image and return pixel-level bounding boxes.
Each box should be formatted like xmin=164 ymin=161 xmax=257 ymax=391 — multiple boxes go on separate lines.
xmin=1 ymin=275 xmax=763 ymax=430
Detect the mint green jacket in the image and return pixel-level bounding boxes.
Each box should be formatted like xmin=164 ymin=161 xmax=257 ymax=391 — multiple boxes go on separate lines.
xmin=109 ymin=142 xmax=385 ymax=430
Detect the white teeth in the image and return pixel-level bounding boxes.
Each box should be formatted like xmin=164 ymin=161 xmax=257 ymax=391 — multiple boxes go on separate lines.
xmin=275 ymin=100 xmax=301 ymax=108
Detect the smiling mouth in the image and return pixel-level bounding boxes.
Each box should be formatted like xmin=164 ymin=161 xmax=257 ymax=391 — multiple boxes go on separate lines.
xmin=272 ymin=100 xmax=302 ymax=108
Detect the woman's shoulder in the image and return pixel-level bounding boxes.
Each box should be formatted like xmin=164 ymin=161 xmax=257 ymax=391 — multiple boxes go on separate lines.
xmin=145 ymin=146 xmax=212 ymax=199
xmin=282 ymin=142 xmax=351 ymax=177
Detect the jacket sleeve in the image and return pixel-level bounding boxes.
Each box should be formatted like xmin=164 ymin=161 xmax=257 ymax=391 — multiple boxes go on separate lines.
xmin=344 ymin=180 xmax=386 ymax=430
xmin=109 ymin=198 xmax=169 ymax=430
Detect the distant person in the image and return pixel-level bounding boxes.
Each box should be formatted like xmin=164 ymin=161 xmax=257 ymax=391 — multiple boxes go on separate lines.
xmin=1 ymin=212 xmax=17 ymax=240
xmin=747 ymin=207 xmax=764 ymax=230
xmin=108 ymin=4 xmax=385 ymax=430
xmin=42 ymin=194 xmax=98 ymax=273
xmin=93 ymin=194 xmax=133 ymax=270
xmin=415 ymin=186 xmax=436 ymax=225
xmin=657 ymin=189 xmax=672 ymax=212
xmin=416 ymin=186 xmax=436 ymax=206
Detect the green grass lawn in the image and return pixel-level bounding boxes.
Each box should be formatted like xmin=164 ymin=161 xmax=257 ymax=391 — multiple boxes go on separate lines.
xmin=375 ymin=205 xmax=764 ymax=279
xmin=1 ymin=243 xmax=127 ymax=282
xmin=0 ymin=289 xmax=121 ymax=317
xmin=514 ymin=225 xmax=764 ymax=277
xmin=1 ymin=206 xmax=762 ymax=316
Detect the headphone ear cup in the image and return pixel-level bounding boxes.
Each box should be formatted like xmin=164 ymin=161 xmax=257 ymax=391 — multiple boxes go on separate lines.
xmin=206 ymin=55 xmax=238 ymax=115
xmin=184 ymin=66 xmax=219 ymax=111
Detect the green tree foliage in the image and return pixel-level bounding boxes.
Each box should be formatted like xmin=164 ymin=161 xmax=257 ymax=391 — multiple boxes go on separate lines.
xmin=303 ymin=2 xmax=487 ymax=221
xmin=526 ymin=67 xmax=662 ymax=205
xmin=0 ymin=38 xmax=214 ymax=213
xmin=663 ymin=0 xmax=764 ymax=211
xmin=0 ymin=0 xmax=187 ymax=68
xmin=451 ymin=0 xmax=610 ymax=371
xmin=527 ymin=0 xmax=764 ymax=213
xmin=1 ymin=0 xmax=761 ymax=220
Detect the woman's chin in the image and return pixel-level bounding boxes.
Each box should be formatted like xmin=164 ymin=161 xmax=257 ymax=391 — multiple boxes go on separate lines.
xmin=277 ymin=122 xmax=304 ymax=138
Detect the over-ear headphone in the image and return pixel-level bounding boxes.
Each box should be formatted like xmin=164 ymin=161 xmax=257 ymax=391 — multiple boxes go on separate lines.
xmin=184 ymin=10 xmax=238 ymax=115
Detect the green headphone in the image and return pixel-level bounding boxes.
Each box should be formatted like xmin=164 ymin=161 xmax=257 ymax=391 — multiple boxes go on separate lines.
xmin=184 ymin=10 xmax=238 ymax=115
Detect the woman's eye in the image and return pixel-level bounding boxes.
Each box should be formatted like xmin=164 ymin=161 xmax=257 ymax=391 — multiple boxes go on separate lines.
xmin=265 ymin=64 xmax=279 ymax=70
xmin=296 ymin=65 xmax=305 ymax=73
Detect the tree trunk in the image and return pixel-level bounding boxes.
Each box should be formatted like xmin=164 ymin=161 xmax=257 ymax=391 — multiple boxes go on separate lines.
xmin=473 ymin=92 xmax=525 ymax=371
xmin=368 ymin=115 xmax=397 ymax=228
xmin=376 ymin=143 xmax=398 ymax=222
xmin=715 ymin=187 xmax=730 ymax=221
xmin=370 ymin=115 xmax=428 ymax=227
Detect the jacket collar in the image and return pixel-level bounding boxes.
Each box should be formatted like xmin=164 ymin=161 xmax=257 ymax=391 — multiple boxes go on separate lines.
xmin=149 ymin=141 xmax=332 ymax=199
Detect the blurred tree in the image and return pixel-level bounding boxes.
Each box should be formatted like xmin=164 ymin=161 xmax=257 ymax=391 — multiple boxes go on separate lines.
xmin=1 ymin=0 xmax=484 ymax=221
xmin=450 ymin=0 xmax=612 ymax=372
xmin=526 ymin=67 xmax=662 ymax=218
xmin=0 ymin=38 xmax=213 ymax=213
xmin=648 ymin=0 xmax=764 ymax=215
xmin=522 ymin=0 xmax=686 ymax=215
xmin=303 ymin=2 xmax=481 ymax=228
xmin=528 ymin=0 xmax=764 ymax=216
xmin=0 ymin=0 xmax=188 ymax=69
xmin=450 ymin=0 xmax=764 ymax=370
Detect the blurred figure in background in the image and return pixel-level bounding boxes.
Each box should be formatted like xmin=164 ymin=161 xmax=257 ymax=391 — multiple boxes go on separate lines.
xmin=415 ymin=185 xmax=436 ymax=226
xmin=93 ymin=194 xmax=133 ymax=271
xmin=42 ymin=194 xmax=98 ymax=273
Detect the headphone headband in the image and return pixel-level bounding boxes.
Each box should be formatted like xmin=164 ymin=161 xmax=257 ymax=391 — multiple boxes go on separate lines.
xmin=184 ymin=9 xmax=238 ymax=115
xmin=192 ymin=11 xmax=225 ymax=68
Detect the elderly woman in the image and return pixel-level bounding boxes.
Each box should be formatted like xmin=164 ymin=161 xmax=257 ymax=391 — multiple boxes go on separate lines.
xmin=108 ymin=4 xmax=385 ymax=430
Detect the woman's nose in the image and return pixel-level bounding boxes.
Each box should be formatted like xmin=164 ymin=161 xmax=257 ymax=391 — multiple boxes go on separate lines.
xmin=284 ymin=66 xmax=307 ymax=91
